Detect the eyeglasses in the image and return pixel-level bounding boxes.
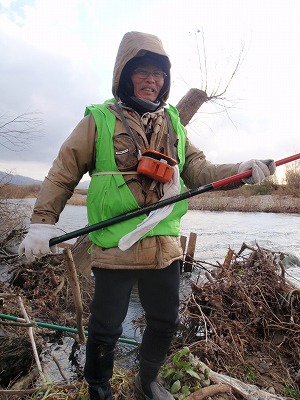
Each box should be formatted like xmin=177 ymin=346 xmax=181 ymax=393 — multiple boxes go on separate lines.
xmin=133 ymin=68 xmax=167 ymax=81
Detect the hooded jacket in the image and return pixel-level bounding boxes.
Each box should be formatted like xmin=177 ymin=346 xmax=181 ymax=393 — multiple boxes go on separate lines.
xmin=31 ymin=31 xmax=241 ymax=270
xmin=112 ymin=31 xmax=171 ymax=104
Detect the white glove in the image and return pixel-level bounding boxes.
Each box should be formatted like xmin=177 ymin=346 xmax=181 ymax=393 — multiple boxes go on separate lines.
xmin=18 ymin=224 xmax=60 ymax=263
xmin=238 ymin=159 xmax=276 ymax=184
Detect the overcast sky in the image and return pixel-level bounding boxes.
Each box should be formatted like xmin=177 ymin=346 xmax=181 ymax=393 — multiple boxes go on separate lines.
xmin=0 ymin=0 xmax=299 ymax=183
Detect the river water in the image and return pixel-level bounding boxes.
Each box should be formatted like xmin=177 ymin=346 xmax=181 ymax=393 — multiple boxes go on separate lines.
xmin=19 ymin=198 xmax=300 ymax=298
xmin=60 ymin=205 xmax=300 ymax=284
xmin=22 ymin=198 xmax=300 ymax=279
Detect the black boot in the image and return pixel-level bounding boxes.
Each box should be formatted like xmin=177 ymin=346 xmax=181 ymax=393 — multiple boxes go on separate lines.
xmin=84 ymin=342 xmax=115 ymax=400
xmin=88 ymin=382 xmax=112 ymax=400
xmin=135 ymin=356 xmax=174 ymax=400
xmin=135 ymin=372 xmax=175 ymax=399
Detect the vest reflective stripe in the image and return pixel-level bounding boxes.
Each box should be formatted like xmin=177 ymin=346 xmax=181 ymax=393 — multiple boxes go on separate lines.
xmin=85 ymin=102 xmax=188 ymax=248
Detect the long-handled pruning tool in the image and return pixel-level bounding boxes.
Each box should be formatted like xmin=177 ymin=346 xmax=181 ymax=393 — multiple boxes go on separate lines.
xmin=49 ymin=153 xmax=300 ymax=247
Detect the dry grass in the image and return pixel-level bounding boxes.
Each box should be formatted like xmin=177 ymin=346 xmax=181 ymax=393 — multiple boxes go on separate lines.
xmin=67 ymin=186 xmax=300 ymax=213
xmin=188 ymin=193 xmax=300 ymax=213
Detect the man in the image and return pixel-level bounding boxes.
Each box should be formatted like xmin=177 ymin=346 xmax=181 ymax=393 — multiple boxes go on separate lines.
xmin=19 ymin=31 xmax=275 ymax=400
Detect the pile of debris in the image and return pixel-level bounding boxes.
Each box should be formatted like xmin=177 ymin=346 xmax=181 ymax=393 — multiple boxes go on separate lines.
xmin=174 ymin=243 xmax=300 ymax=398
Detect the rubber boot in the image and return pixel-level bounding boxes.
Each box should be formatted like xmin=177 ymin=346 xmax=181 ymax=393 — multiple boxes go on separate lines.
xmin=88 ymin=382 xmax=112 ymax=400
xmin=135 ymin=372 xmax=174 ymax=400
xmin=84 ymin=342 xmax=115 ymax=400
xmin=135 ymin=357 xmax=174 ymax=400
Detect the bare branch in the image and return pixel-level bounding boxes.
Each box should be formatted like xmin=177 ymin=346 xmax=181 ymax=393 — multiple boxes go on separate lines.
xmin=0 ymin=112 xmax=43 ymax=151
xmin=188 ymin=29 xmax=247 ymax=118
xmin=209 ymin=42 xmax=246 ymax=99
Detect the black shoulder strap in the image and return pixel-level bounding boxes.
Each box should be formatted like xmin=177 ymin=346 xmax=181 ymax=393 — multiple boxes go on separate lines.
xmin=114 ymin=102 xmax=141 ymax=159
xmin=165 ymin=111 xmax=177 ymax=159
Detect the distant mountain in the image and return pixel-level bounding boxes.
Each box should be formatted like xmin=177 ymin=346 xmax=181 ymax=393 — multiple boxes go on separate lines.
xmin=0 ymin=171 xmax=90 ymax=189
xmin=0 ymin=171 xmax=42 ymax=186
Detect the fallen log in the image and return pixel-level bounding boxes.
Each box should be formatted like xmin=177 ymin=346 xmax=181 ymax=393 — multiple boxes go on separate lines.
xmin=208 ymin=367 xmax=286 ymax=400
xmin=185 ymin=383 xmax=231 ymax=399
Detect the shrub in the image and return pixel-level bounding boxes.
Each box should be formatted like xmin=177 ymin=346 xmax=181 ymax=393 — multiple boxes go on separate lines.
xmin=285 ymin=161 xmax=300 ymax=190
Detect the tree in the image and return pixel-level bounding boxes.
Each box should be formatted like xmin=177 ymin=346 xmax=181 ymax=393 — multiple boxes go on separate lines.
xmin=284 ymin=160 xmax=300 ymax=191
xmin=0 ymin=173 xmax=31 ymax=255
xmin=176 ymin=29 xmax=245 ymax=126
xmin=0 ymin=112 xmax=43 ymax=255
xmin=0 ymin=111 xmax=43 ymax=151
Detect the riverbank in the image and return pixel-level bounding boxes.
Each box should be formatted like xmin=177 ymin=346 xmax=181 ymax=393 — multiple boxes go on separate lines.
xmin=1 ymin=182 xmax=299 ymax=213
xmin=188 ymin=192 xmax=300 ymax=213
xmin=67 ymin=192 xmax=300 ymax=214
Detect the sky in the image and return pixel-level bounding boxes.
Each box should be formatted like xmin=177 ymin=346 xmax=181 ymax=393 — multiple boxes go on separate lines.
xmin=0 ymin=0 xmax=299 ymax=184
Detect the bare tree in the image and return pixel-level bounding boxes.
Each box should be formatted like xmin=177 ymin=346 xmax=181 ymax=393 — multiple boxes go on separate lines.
xmin=0 ymin=112 xmax=43 ymax=254
xmin=0 ymin=201 xmax=31 ymax=256
xmin=284 ymin=160 xmax=300 ymax=190
xmin=176 ymin=29 xmax=245 ymax=126
xmin=0 ymin=111 xmax=43 ymax=151
xmin=0 ymin=173 xmax=31 ymax=256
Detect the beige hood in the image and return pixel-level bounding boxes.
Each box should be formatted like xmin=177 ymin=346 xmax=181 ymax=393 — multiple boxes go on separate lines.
xmin=112 ymin=31 xmax=171 ymax=102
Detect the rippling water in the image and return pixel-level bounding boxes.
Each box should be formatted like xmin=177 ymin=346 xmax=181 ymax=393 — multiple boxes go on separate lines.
xmin=181 ymin=210 xmax=300 ymax=262
xmin=22 ymin=198 xmax=299 ymax=259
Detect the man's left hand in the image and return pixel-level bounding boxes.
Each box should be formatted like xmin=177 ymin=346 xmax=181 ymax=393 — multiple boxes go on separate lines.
xmin=238 ymin=159 xmax=276 ymax=184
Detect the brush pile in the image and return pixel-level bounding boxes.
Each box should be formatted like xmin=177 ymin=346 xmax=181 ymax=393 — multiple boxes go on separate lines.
xmin=1 ymin=252 xmax=92 ymax=325
xmin=174 ymin=243 xmax=300 ymax=397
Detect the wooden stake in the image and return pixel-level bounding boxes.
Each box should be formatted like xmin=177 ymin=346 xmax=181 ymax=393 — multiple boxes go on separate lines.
xmin=180 ymin=235 xmax=187 ymax=273
xmin=184 ymin=232 xmax=198 ymax=272
xmin=63 ymin=248 xmax=86 ymax=344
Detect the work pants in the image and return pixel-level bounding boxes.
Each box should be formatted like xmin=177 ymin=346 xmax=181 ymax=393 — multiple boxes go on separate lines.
xmin=84 ymin=260 xmax=180 ymax=387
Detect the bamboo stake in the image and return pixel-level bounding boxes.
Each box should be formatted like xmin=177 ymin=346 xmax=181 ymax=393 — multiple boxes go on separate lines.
xmin=184 ymin=232 xmax=198 ymax=272
xmin=18 ymin=296 xmax=46 ymax=383
xmin=63 ymin=248 xmax=86 ymax=344
xmin=0 ymin=383 xmax=82 ymax=397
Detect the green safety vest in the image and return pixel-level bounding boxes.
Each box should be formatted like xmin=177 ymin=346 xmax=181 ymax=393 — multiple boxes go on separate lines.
xmin=85 ymin=100 xmax=188 ymax=248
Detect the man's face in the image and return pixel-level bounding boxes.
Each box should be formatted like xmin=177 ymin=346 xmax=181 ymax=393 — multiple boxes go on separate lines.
xmin=131 ymin=61 xmax=166 ymax=102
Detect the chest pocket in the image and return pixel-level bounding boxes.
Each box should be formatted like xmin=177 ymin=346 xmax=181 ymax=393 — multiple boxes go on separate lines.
xmin=113 ymin=133 xmax=139 ymax=172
